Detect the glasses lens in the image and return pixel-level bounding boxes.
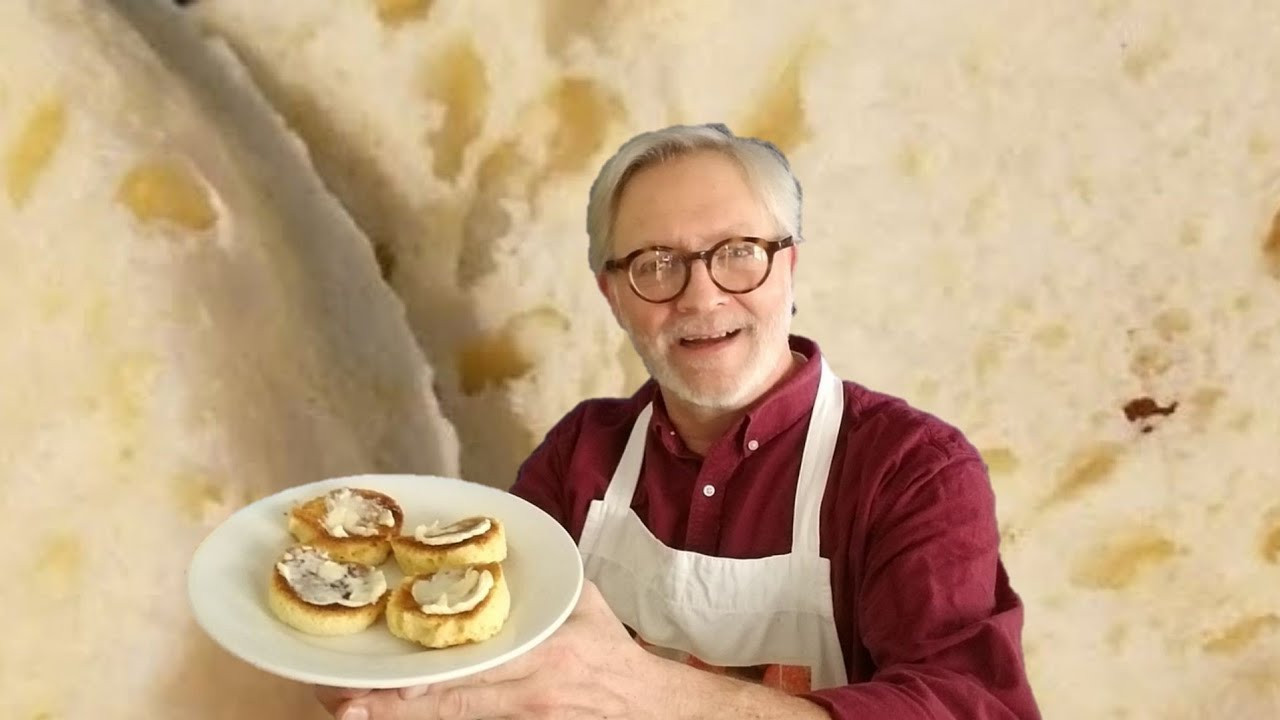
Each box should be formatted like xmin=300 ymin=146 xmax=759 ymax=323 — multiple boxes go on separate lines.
xmin=711 ymin=240 xmax=769 ymax=292
xmin=629 ymin=249 xmax=687 ymax=301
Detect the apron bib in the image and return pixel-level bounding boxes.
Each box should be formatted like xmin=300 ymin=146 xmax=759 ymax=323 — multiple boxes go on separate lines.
xmin=578 ymin=359 xmax=848 ymax=692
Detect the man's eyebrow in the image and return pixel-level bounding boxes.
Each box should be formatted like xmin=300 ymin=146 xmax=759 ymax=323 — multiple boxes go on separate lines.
xmin=642 ymin=226 xmax=757 ymax=248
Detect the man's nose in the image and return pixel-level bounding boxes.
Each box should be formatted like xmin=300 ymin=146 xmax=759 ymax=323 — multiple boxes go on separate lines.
xmin=674 ymin=260 xmax=726 ymax=313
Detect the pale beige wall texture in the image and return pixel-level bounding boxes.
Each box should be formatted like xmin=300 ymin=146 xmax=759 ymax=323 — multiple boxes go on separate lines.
xmin=3 ymin=0 xmax=1278 ymax=718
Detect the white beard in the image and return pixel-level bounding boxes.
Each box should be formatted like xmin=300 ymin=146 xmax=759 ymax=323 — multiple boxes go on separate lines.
xmin=620 ymin=293 xmax=794 ymax=411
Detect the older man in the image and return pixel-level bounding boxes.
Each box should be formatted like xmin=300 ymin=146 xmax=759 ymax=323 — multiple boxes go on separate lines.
xmin=322 ymin=124 xmax=1042 ymax=719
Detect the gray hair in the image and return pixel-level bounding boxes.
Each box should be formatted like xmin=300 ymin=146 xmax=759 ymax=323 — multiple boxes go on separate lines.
xmin=585 ymin=123 xmax=803 ymax=273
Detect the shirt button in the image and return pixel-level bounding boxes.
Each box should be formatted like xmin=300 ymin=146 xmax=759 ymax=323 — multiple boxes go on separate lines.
xmin=702 ymin=484 xmax=716 ymax=498
xmin=747 ymin=439 xmax=759 ymax=452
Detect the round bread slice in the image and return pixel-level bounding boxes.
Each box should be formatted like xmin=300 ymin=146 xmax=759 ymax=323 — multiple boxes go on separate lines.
xmin=267 ymin=546 xmax=390 ymax=636
xmin=287 ymin=487 xmax=404 ymax=565
xmin=386 ymin=563 xmax=511 ymax=649
xmin=390 ymin=516 xmax=506 ymax=575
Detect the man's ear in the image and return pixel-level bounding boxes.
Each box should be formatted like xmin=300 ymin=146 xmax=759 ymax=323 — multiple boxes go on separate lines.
xmin=596 ymin=272 xmax=623 ymax=324
xmin=788 ymin=244 xmax=799 ymax=316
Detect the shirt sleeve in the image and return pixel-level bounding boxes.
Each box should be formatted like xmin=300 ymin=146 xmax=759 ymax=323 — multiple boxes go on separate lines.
xmin=804 ymin=443 xmax=1042 ymax=720
xmin=508 ymin=402 xmax=584 ymax=531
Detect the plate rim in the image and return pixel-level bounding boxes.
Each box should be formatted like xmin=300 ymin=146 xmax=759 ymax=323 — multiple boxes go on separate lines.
xmin=186 ymin=472 xmax=584 ymax=689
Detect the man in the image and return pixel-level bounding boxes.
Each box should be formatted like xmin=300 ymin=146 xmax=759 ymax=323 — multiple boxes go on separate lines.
xmin=320 ymin=124 xmax=1042 ymax=719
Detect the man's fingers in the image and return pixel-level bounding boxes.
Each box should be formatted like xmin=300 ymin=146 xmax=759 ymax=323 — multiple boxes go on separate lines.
xmin=350 ymin=680 xmax=528 ymax=720
xmin=400 ymin=650 xmax=544 ymax=700
xmin=398 ymin=683 xmax=431 ymax=700
xmin=314 ymin=686 xmax=371 ymax=715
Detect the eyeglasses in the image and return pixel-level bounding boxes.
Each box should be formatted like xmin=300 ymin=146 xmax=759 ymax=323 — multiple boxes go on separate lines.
xmin=603 ymin=236 xmax=795 ymax=304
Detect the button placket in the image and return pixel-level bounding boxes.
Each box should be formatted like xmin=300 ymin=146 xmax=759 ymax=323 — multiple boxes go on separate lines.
xmin=686 ymin=457 xmax=730 ymax=553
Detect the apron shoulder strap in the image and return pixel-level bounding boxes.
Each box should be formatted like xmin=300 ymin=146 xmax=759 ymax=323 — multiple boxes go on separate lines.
xmin=791 ymin=359 xmax=845 ymax=557
xmin=604 ymin=402 xmax=653 ymax=507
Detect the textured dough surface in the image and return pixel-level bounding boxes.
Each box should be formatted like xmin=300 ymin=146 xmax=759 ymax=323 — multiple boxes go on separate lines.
xmin=1 ymin=1 xmax=458 ymax=718
xmin=191 ymin=1 xmax=1280 ymax=717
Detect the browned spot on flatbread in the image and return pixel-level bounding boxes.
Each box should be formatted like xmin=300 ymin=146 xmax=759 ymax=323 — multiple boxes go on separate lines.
xmin=1230 ymin=410 xmax=1256 ymax=432
xmin=1071 ymin=530 xmax=1178 ymax=590
xmin=1122 ymin=36 xmax=1171 ymax=81
xmin=424 ymin=39 xmax=487 ymax=182
xmin=457 ymin=307 xmax=570 ymax=395
xmin=1032 ymin=323 xmax=1069 ymax=349
xmin=1130 ymin=344 xmax=1173 ymax=378
xmin=1249 ymin=131 xmax=1271 ymax=158
xmin=1152 ymin=308 xmax=1191 ymax=341
xmin=1042 ymin=443 xmax=1122 ymax=509
xmin=373 ymin=0 xmax=434 ymax=25
xmin=1180 ymin=219 xmax=1203 ymax=247
xmin=542 ymin=77 xmax=625 ymax=176
xmin=1123 ymin=397 xmax=1177 ymax=432
xmin=1188 ymin=387 xmax=1225 ymax=429
xmin=973 ymin=338 xmax=1002 ymax=380
xmin=1105 ymin=623 xmax=1129 ymax=650
xmin=979 ymin=447 xmax=1019 ymax=475
xmin=171 ymin=471 xmax=230 ymax=524
xmin=1123 ymin=397 xmax=1178 ymax=422
xmin=1263 ymin=519 xmax=1280 ymax=564
xmin=542 ymin=0 xmax=606 ymax=50
xmin=738 ymin=41 xmax=816 ymax=155
xmin=117 ymin=158 xmax=217 ymax=230
xmin=5 ymin=96 xmax=66 ymax=207
xmin=458 ymin=139 xmax=532 ymax=286
xmin=34 ymin=533 xmax=83 ymax=594
xmin=1203 ymin=615 xmax=1280 ymax=655
xmin=1265 ymin=204 xmax=1280 ymax=278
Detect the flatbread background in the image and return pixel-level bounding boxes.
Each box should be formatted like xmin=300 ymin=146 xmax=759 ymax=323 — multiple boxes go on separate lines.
xmin=0 ymin=1 xmax=455 ymax=718
xmin=2 ymin=0 xmax=1277 ymax=718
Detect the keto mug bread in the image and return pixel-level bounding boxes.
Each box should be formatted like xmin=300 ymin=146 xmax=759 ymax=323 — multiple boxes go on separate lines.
xmin=386 ymin=563 xmax=511 ymax=648
xmin=390 ymin=515 xmax=507 ymax=575
xmin=267 ymin=545 xmax=390 ymax=636
xmin=287 ymin=487 xmax=404 ymax=565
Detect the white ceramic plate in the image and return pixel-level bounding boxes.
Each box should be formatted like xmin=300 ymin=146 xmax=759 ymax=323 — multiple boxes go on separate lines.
xmin=187 ymin=474 xmax=583 ymax=689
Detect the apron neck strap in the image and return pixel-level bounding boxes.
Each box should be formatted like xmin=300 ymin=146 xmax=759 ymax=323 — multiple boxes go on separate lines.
xmin=603 ymin=358 xmax=845 ymax=559
xmin=790 ymin=358 xmax=844 ymax=557
xmin=603 ymin=403 xmax=653 ymax=507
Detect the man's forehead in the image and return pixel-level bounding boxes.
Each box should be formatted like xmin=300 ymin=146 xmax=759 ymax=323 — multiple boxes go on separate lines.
xmin=612 ymin=194 xmax=774 ymax=252
xmin=615 ymin=221 xmax=763 ymax=252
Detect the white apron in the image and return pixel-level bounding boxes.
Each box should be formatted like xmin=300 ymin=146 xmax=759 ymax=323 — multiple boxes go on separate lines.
xmin=578 ymin=358 xmax=849 ymax=691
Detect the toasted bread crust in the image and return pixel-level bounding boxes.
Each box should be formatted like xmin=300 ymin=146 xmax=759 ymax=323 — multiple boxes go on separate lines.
xmin=287 ymin=488 xmax=404 ymax=565
xmin=266 ymin=564 xmax=388 ymax=636
xmin=386 ymin=563 xmax=511 ymax=649
xmin=390 ymin=517 xmax=507 ymax=575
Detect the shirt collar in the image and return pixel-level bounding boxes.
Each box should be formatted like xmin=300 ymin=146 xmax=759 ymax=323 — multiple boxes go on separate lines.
xmin=645 ymin=335 xmax=826 ymax=458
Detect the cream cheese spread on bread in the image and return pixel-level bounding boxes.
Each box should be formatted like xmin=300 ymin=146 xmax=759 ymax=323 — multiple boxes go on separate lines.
xmin=412 ymin=517 xmax=491 ymax=545
xmin=411 ymin=567 xmax=494 ymax=614
xmin=322 ymin=488 xmax=396 ymax=538
xmin=276 ymin=546 xmax=388 ymax=607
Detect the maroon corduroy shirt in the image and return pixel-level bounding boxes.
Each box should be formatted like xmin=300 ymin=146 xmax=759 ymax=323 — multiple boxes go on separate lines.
xmin=510 ymin=335 xmax=1042 ymax=719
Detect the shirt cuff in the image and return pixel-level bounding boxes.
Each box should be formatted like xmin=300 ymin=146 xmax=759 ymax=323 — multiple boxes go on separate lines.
xmin=803 ymin=682 xmax=932 ymax=720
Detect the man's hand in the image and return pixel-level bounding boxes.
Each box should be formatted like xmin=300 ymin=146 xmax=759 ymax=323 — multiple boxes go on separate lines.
xmin=318 ymin=580 xmax=674 ymax=720
xmin=315 ymin=580 xmax=830 ymax=720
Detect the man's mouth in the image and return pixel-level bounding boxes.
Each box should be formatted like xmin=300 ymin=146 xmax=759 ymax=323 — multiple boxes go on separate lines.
xmin=677 ymin=328 xmax=742 ymax=347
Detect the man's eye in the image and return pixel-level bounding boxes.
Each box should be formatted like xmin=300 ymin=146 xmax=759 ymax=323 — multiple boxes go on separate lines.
xmin=638 ymin=255 xmax=675 ymax=274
